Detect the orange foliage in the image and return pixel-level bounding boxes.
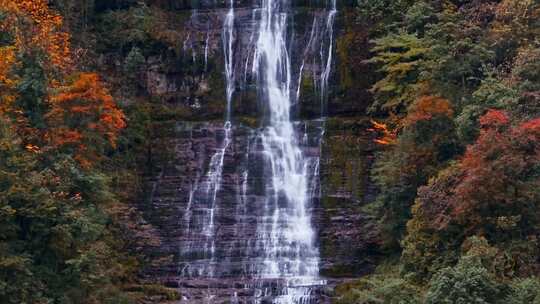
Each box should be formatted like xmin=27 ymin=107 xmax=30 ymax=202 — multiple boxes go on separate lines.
xmin=369 ymin=96 xmax=452 ymax=146
xmin=369 ymin=120 xmax=397 ymax=145
xmin=47 ymin=73 xmax=126 ymax=166
xmin=0 ymin=0 xmax=71 ymax=70
xmin=0 ymin=0 xmax=71 ymax=128
xmin=0 ymin=47 xmax=17 ymax=87
xmin=25 ymin=143 xmax=41 ymax=153
xmin=404 ymin=96 xmax=453 ymax=127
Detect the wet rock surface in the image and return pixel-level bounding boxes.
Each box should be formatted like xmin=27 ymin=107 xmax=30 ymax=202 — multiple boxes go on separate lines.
xmin=135 ymin=119 xmax=379 ymax=303
xmin=124 ymin=1 xmax=380 ymax=303
xmin=138 ymin=121 xmax=322 ymax=302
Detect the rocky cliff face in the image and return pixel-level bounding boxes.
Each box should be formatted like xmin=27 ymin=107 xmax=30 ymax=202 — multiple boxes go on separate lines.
xmin=138 ymin=121 xmax=328 ymax=302
xmin=101 ymin=1 xmax=380 ymax=302
xmin=319 ymin=117 xmax=380 ymax=278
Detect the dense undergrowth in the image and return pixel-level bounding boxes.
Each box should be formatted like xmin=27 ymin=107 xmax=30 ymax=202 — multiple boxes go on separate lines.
xmin=336 ymin=0 xmax=540 ymax=303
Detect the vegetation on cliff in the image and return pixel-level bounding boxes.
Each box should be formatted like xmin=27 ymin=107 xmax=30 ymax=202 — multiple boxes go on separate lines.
xmin=337 ymin=0 xmax=540 ymax=302
xmin=0 ymin=1 xmax=178 ymax=302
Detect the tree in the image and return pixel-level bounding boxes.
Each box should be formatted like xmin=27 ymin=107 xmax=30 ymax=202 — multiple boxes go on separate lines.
xmin=402 ymin=110 xmax=540 ymax=280
xmin=511 ymin=47 xmax=540 ymax=118
xmin=423 ymin=7 xmax=495 ymax=103
xmin=366 ymin=33 xmax=429 ymax=114
xmin=456 ymin=70 xmax=519 ymax=143
xmin=0 ymin=46 xmax=17 ymax=114
xmin=0 ymin=115 xmax=49 ymax=303
xmin=0 ymin=0 xmax=71 ymax=71
xmin=452 ymin=110 xmax=540 ymax=238
xmin=0 ymin=110 xmax=137 ymax=303
xmin=0 ymin=0 xmax=71 ymax=136
xmin=371 ymin=96 xmax=459 ymax=250
xmin=488 ymin=0 xmax=540 ymax=64
xmin=357 ymin=0 xmax=416 ymax=35
xmin=504 ymin=278 xmax=540 ymax=304
xmin=47 ymin=73 xmax=126 ymax=167
xmin=0 ymin=2 xmax=163 ymax=303
xmin=425 ymin=251 xmax=506 ymax=304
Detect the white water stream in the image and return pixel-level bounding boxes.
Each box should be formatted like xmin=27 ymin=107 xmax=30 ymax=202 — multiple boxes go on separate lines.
xmin=177 ymin=0 xmax=336 ymax=302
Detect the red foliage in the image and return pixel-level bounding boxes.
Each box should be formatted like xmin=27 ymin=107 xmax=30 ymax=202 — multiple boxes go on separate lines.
xmin=430 ymin=110 xmax=540 ymax=235
xmin=414 ymin=109 xmax=540 ymax=239
xmin=478 ymin=109 xmax=510 ymax=129
xmin=517 ymin=118 xmax=540 ymax=135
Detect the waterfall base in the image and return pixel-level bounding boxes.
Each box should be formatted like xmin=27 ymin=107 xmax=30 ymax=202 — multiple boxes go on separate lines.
xmin=139 ymin=121 xmax=334 ymax=303
xmin=172 ymin=277 xmax=331 ymax=303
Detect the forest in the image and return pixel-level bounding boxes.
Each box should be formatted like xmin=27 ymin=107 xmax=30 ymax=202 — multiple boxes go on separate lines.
xmin=0 ymin=0 xmax=539 ymax=303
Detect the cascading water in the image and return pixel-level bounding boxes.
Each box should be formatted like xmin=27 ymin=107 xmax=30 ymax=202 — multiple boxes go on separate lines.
xmin=178 ymin=0 xmax=235 ymax=280
xmin=175 ymin=0 xmax=336 ymax=302
xmin=321 ymin=0 xmax=336 ymax=105
xmin=252 ymin=0 xmax=323 ymax=301
xmin=223 ymin=0 xmax=235 ymax=118
xmin=201 ymin=0 xmax=236 ymax=276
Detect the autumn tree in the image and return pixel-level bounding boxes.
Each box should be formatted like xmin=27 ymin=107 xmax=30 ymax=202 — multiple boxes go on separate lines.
xmin=0 ymin=0 xmax=71 ymax=70
xmin=402 ymin=110 xmax=540 ymax=280
xmin=0 ymin=0 xmax=72 ymax=134
xmin=371 ymin=96 xmax=460 ymax=250
xmin=366 ymin=33 xmax=429 ymax=114
xmin=0 ymin=1 xmax=175 ymax=303
xmin=453 ymin=110 xmax=540 ymax=238
xmin=47 ymin=73 xmax=126 ymax=166
xmin=488 ymin=0 xmax=540 ymax=63
xmin=1 ymin=111 xmax=137 ymax=303
xmin=342 ymin=0 xmax=540 ymax=300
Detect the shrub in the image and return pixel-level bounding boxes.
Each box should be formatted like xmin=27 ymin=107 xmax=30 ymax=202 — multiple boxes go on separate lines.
xmin=425 ymin=257 xmax=505 ymax=304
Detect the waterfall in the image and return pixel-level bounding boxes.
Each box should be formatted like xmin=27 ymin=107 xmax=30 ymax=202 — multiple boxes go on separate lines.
xmin=320 ymin=0 xmax=337 ymax=106
xmin=200 ymin=0 xmax=236 ymax=276
xmin=251 ymin=0 xmax=324 ymax=302
xmin=179 ymin=0 xmax=236 ymax=279
xmin=204 ymin=30 xmax=210 ymax=72
xmin=176 ymin=0 xmax=337 ymax=302
xmin=223 ymin=0 xmax=235 ymax=119
xmin=253 ymin=0 xmax=316 ymax=278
